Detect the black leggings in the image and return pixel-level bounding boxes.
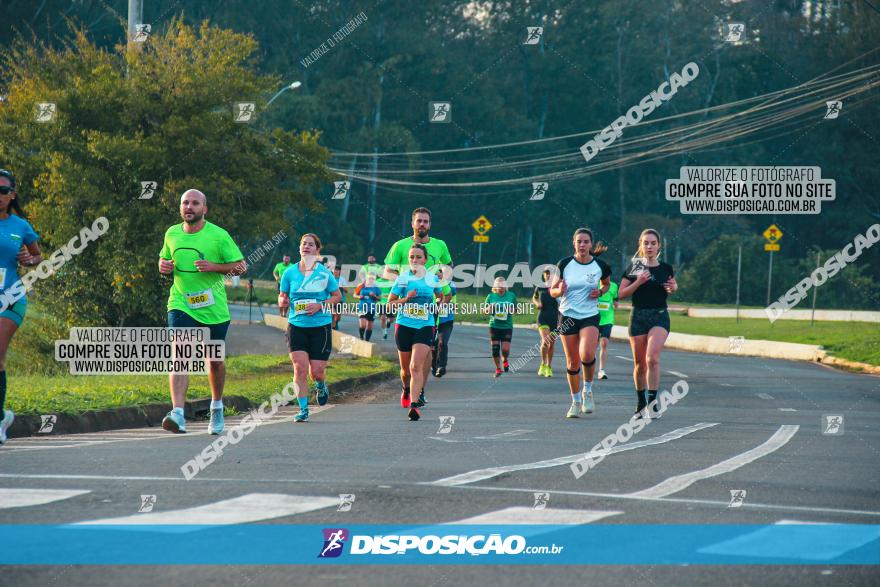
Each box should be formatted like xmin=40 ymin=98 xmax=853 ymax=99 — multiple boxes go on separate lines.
xmin=433 ymin=321 xmax=454 ymax=369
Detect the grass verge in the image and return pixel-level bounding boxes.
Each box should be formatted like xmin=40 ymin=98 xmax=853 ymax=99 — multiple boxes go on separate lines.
xmin=8 ymin=355 xmax=397 ymax=415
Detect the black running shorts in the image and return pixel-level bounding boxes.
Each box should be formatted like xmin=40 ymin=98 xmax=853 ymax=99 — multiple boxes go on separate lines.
xmin=628 ymin=308 xmax=670 ymax=337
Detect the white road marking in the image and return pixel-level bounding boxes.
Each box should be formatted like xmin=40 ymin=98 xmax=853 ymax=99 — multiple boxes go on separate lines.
xmin=625 ymin=425 xmax=799 ymax=499
xmin=0 ymin=488 xmax=90 ymax=509
xmin=451 ymin=484 xmax=880 ymax=518
xmin=0 ymin=406 xmax=334 ymax=453
xmin=779 ymin=408 xmax=797 ymax=412
xmin=698 ymin=519 xmax=880 ymax=560
xmin=473 ymin=429 xmax=535 ymax=440
xmin=615 ymin=355 xmax=634 ymax=362
xmin=77 ymin=493 xmax=337 ymax=526
xmin=667 ymin=371 xmax=689 ymax=378
xmin=720 ymin=383 xmax=734 ymax=387
xmin=429 ymin=423 xmax=719 ymax=487
xmin=757 ymin=393 xmax=775 ymax=400
xmin=450 ymin=506 xmax=622 ymax=525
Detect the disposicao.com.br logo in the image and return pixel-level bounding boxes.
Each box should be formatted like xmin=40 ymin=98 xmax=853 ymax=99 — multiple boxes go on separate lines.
xmin=318 ymin=529 xmax=563 ymax=558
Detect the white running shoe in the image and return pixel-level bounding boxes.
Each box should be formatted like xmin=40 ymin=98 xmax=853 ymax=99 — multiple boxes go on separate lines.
xmin=598 ymin=369 xmax=608 ymax=380
xmin=581 ymin=391 xmax=594 ymax=414
xmin=0 ymin=409 xmax=14 ymax=444
xmin=566 ymin=402 xmax=580 ymax=419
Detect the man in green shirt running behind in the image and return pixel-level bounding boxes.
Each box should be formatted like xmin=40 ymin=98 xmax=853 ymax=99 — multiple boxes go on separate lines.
xmin=596 ymin=280 xmax=619 ymax=380
xmin=158 ymin=189 xmax=246 ymax=435
xmin=273 ymin=254 xmax=293 ymax=317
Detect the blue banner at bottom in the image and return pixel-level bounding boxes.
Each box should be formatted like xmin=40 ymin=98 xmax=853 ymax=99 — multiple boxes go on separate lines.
xmin=1 ymin=524 xmax=878 ymax=565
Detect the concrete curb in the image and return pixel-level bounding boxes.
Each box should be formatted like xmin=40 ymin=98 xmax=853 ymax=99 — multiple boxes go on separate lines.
xmin=263 ymin=314 xmax=388 ymax=358
xmin=459 ymin=320 xmax=831 ymax=364
xmin=8 ymin=371 xmax=396 ymax=439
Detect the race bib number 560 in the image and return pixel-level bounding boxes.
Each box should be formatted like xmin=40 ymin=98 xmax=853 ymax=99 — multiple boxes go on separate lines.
xmin=185 ymin=289 xmax=215 ymax=309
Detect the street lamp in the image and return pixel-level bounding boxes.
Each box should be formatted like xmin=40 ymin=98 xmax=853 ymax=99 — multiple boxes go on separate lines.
xmin=267 ymin=81 xmax=302 ymax=106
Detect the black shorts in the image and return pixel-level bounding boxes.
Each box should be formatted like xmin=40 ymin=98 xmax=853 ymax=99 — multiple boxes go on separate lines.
xmin=598 ymin=323 xmax=613 ymax=339
xmin=489 ymin=327 xmax=513 ymax=342
xmin=629 ymin=308 xmax=671 ymax=337
xmin=395 ymin=324 xmax=435 ymax=352
xmin=167 ymin=310 xmax=230 ymax=341
xmin=537 ymin=311 xmax=557 ymax=330
xmin=358 ymin=311 xmax=375 ymax=321
xmin=286 ymin=323 xmax=332 ymax=360
xmin=558 ymin=314 xmax=600 ymax=336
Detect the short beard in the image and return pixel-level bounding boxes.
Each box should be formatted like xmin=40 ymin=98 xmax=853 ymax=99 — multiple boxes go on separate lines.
xmin=416 ymin=228 xmax=428 ymax=239
xmin=184 ymin=212 xmax=204 ymax=225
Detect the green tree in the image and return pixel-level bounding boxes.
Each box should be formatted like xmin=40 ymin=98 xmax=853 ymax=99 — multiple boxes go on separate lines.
xmin=0 ymin=19 xmax=332 ymax=326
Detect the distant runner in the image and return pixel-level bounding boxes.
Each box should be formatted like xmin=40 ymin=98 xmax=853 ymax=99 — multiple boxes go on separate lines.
xmin=158 ymin=189 xmax=246 ymax=435
xmin=484 ymin=277 xmax=516 ymax=378
xmin=273 ymin=253 xmax=293 ymax=317
xmin=533 ymin=268 xmax=559 ymax=377
xmin=596 ymin=279 xmax=619 ymax=380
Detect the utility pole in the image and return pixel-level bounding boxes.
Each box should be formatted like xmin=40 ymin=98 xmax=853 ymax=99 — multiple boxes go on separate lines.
xmin=128 ymin=0 xmax=143 ymax=44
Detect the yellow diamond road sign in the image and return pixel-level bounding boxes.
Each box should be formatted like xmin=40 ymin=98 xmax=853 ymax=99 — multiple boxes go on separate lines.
xmin=472 ymin=215 xmax=492 ymax=235
xmin=763 ymin=224 xmax=783 ymax=243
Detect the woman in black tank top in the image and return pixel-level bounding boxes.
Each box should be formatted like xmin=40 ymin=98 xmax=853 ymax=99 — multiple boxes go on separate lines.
xmin=617 ymin=229 xmax=678 ymax=419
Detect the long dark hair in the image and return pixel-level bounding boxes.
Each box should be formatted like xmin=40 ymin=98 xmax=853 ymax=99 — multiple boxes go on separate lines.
xmin=0 ymin=169 xmax=25 ymax=217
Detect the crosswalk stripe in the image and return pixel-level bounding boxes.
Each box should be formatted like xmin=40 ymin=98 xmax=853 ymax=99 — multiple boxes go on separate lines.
xmin=76 ymin=493 xmax=338 ymax=526
xmin=450 ymin=506 xmax=622 ymax=525
xmin=430 ymin=423 xmax=719 ymax=487
xmin=625 ymin=425 xmax=799 ymax=499
xmin=0 ymin=488 xmax=90 ymax=509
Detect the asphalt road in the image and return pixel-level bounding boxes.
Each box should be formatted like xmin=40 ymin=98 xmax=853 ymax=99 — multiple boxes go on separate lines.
xmin=1 ymin=314 xmax=878 ymax=585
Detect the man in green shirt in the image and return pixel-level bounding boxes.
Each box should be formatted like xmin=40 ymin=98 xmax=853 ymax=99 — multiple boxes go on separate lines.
xmin=273 ymin=254 xmax=293 ymax=316
xmin=158 ymin=189 xmax=246 ymax=435
xmin=596 ymin=280 xmax=619 ymax=380
xmin=383 ymin=207 xmax=453 ymax=403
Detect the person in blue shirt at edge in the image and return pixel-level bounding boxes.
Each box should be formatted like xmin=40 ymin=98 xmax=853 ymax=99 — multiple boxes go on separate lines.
xmin=278 ymin=233 xmax=342 ymax=423
xmin=386 ymin=243 xmax=444 ymax=422
xmin=0 ymin=169 xmax=43 ymax=445
xmin=355 ymin=273 xmax=381 ymax=341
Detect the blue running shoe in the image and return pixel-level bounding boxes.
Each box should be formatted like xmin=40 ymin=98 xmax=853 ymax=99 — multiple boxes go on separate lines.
xmin=294 ymin=409 xmax=309 ymax=423
xmin=315 ymin=381 xmax=329 ymax=406
xmin=162 ymin=410 xmax=186 ymax=433
xmin=0 ymin=409 xmax=14 ymax=444
xmin=209 ymin=408 xmax=224 ymax=435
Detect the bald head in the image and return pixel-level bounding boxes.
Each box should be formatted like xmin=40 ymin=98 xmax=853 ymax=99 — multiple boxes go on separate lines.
xmin=180 ymin=189 xmax=207 ymax=225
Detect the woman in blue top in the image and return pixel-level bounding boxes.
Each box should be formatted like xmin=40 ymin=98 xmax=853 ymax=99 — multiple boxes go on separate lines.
xmin=356 ymin=273 xmax=381 ymax=341
xmin=386 ymin=243 xmax=443 ymax=421
xmin=0 ymin=170 xmax=42 ymax=444
xmin=279 ymin=233 xmax=341 ymax=423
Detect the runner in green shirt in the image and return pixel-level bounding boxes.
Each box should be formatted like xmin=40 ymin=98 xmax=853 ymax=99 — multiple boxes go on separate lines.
xmin=484 ymin=277 xmax=517 ymax=378
xmin=273 ymin=254 xmax=293 ymax=317
xmin=158 ymin=189 xmax=245 ymax=436
xmin=596 ymin=281 xmax=619 ymax=380
xmin=382 ymin=207 xmax=453 ymax=406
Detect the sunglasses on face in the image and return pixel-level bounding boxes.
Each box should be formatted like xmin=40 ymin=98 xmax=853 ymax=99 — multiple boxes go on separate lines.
xmin=0 ymin=186 xmax=13 ymax=195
